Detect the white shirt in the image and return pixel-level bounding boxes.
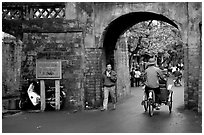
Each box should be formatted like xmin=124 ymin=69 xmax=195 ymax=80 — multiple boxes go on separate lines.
xmin=172 ymin=67 xmax=177 ymax=73
xmin=135 ymin=71 xmax=141 ymax=78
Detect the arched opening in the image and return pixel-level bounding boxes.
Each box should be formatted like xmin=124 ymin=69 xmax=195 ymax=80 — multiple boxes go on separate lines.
xmin=103 ymin=12 xmax=178 ymax=64
xmin=102 ymin=12 xmax=181 ymax=100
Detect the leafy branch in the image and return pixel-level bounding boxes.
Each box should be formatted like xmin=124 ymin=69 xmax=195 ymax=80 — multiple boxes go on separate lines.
xmin=123 ymin=20 xmax=183 ymax=66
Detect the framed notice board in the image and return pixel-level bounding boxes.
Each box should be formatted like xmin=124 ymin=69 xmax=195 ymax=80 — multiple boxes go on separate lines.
xmin=36 ymin=60 xmax=62 ymax=79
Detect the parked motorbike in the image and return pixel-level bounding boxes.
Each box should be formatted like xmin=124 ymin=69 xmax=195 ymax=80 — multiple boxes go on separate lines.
xmin=19 ymin=80 xmax=66 ymax=110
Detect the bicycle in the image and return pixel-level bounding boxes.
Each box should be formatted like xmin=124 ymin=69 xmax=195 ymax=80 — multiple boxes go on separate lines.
xmin=142 ymin=84 xmax=173 ymax=117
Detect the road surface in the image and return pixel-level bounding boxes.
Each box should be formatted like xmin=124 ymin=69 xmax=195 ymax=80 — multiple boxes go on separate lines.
xmin=2 ymin=78 xmax=202 ymax=133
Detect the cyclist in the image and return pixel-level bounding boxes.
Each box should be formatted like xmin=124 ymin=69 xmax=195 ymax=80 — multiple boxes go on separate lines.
xmin=173 ymin=68 xmax=182 ymax=86
xmin=142 ymin=58 xmax=166 ymax=110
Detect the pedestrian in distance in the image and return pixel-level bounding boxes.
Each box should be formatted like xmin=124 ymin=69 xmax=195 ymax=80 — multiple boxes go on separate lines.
xmin=130 ymin=68 xmax=136 ymax=87
xmin=101 ymin=63 xmax=117 ymax=111
xmin=135 ymin=68 xmax=141 ymax=87
xmin=171 ymin=66 xmax=177 ymax=75
xmin=173 ymin=68 xmax=182 ymax=86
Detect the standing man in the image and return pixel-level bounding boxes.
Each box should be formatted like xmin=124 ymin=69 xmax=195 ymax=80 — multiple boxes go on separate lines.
xmin=101 ymin=63 xmax=117 ymax=111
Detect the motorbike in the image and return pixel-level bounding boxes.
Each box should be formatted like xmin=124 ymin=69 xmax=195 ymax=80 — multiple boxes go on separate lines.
xmin=19 ymin=80 xmax=66 ymax=110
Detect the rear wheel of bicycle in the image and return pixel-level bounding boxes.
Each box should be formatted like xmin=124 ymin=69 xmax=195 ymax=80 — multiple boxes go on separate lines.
xmin=148 ymin=91 xmax=155 ymax=117
xmin=143 ymin=93 xmax=148 ymax=112
xmin=148 ymin=100 xmax=154 ymax=117
xmin=18 ymin=100 xmax=23 ymax=109
xmin=144 ymin=100 xmax=148 ymax=112
xmin=168 ymin=91 xmax=173 ymax=113
xmin=19 ymin=100 xmax=27 ymax=109
xmin=49 ymin=94 xmax=63 ymax=109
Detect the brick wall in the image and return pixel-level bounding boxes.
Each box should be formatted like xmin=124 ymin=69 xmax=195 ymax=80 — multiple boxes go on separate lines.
xmin=198 ymin=64 xmax=202 ymax=113
xmin=184 ymin=3 xmax=202 ymax=111
xmin=22 ymin=32 xmax=84 ymax=110
xmin=198 ymin=22 xmax=202 ymax=113
xmin=2 ymin=36 xmax=21 ymax=98
xmin=2 ymin=35 xmax=22 ymax=110
xmin=84 ymin=48 xmax=103 ymax=108
xmin=115 ymin=36 xmax=131 ymax=100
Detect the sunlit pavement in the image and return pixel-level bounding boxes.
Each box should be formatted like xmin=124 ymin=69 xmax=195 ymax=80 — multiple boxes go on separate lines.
xmin=2 ymin=77 xmax=202 ymax=133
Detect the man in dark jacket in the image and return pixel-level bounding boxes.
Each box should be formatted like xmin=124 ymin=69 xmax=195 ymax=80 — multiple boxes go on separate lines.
xmin=101 ymin=64 xmax=117 ymax=111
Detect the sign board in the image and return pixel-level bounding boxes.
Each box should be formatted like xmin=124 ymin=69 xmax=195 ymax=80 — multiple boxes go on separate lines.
xmin=36 ymin=60 xmax=62 ymax=79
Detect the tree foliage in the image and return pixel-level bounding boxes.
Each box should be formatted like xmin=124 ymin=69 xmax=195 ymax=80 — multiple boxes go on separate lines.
xmin=123 ymin=20 xmax=183 ymax=66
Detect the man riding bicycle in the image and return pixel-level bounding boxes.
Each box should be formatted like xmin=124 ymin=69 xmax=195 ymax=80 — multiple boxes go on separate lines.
xmin=142 ymin=58 xmax=166 ymax=110
xmin=173 ymin=68 xmax=182 ymax=86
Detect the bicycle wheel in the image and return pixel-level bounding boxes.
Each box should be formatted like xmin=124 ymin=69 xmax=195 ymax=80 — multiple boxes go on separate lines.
xmin=148 ymin=90 xmax=155 ymax=117
xmin=18 ymin=100 xmax=23 ymax=109
xmin=148 ymin=100 xmax=154 ymax=117
xmin=49 ymin=93 xmax=63 ymax=109
xmin=143 ymin=93 xmax=148 ymax=112
xmin=168 ymin=91 xmax=173 ymax=113
xmin=19 ymin=99 xmax=27 ymax=109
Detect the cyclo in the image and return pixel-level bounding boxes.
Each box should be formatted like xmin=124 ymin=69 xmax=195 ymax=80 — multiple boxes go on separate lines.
xmin=141 ymin=74 xmax=173 ymax=117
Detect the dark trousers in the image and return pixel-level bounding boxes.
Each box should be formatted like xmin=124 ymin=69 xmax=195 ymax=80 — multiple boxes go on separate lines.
xmin=131 ymin=78 xmax=136 ymax=87
xmin=135 ymin=78 xmax=140 ymax=87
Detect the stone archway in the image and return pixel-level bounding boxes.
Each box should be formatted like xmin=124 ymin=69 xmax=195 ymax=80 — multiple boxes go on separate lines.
xmin=2 ymin=2 xmax=201 ymax=112
xmin=102 ymin=12 xmax=180 ymax=101
xmin=102 ymin=11 xmax=179 ymax=65
xmin=95 ymin=3 xmax=201 ymax=112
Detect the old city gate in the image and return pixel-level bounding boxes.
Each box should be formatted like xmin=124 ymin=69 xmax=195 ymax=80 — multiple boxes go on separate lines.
xmin=2 ymin=2 xmax=202 ymax=112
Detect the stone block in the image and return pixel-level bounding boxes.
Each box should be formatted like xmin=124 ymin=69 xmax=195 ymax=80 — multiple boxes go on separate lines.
xmin=65 ymin=3 xmax=77 ymax=20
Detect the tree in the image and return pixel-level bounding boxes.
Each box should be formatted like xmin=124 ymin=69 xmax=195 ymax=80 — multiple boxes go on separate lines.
xmin=123 ymin=20 xmax=183 ymax=68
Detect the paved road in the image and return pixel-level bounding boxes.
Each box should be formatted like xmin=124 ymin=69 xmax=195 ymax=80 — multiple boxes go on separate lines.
xmin=2 ymin=78 xmax=202 ymax=133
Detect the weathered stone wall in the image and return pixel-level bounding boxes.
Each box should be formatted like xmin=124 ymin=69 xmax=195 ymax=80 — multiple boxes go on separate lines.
xmin=115 ymin=36 xmax=131 ymax=100
xmin=75 ymin=3 xmax=105 ymax=108
xmin=84 ymin=48 xmax=103 ymax=108
xmin=198 ymin=22 xmax=202 ymax=113
xmin=22 ymin=32 xmax=84 ymax=110
xmin=185 ymin=3 xmax=202 ymax=111
xmin=198 ymin=58 xmax=202 ymax=113
xmin=2 ymin=36 xmax=21 ymax=98
xmin=2 ymin=35 xmax=22 ymax=110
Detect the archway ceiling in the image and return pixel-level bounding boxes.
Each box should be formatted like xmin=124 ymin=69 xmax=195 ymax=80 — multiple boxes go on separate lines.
xmin=103 ymin=12 xmax=178 ymax=52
